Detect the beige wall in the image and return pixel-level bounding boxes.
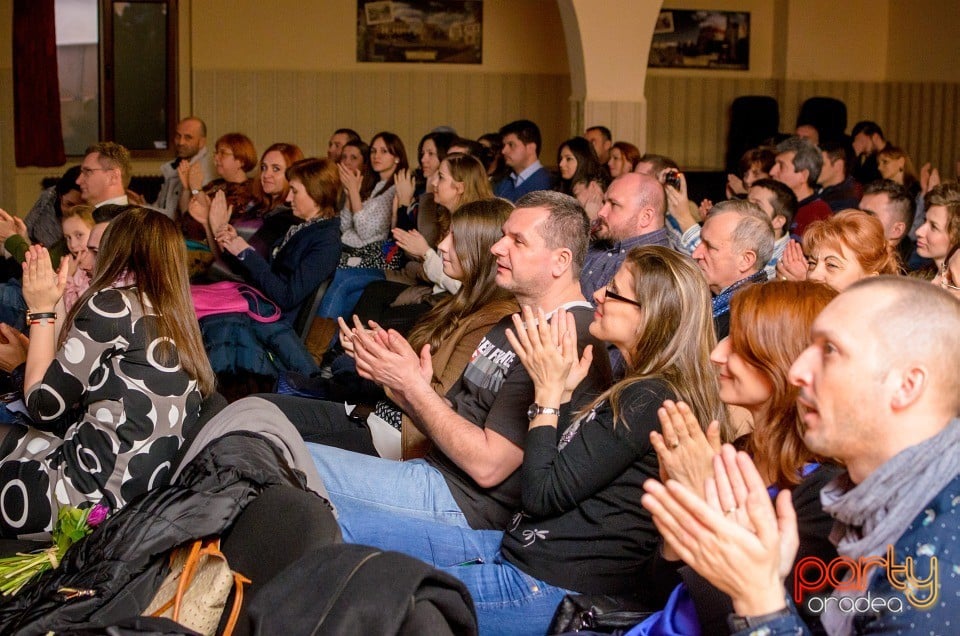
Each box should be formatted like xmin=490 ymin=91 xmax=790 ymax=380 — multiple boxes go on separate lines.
xmin=887 ymin=0 xmax=960 ymax=83
xmin=191 ymin=1 xmax=568 ymax=74
xmin=784 ymin=1 xmax=889 ymax=81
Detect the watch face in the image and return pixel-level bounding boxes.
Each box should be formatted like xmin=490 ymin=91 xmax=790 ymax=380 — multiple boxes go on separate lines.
xmin=527 ymin=403 xmax=538 ymax=421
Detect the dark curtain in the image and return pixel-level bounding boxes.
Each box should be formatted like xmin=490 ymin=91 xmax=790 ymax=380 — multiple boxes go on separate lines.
xmin=13 ymin=0 xmax=66 ymax=167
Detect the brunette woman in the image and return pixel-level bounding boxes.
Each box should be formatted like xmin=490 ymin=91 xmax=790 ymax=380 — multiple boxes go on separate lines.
xmin=317 ymin=132 xmax=408 ymax=322
xmin=351 ymin=153 xmax=495 ymax=334
xmin=0 ymin=209 xmax=214 ymax=537
xmin=556 ymin=136 xmax=602 ymax=195
xmin=261 ymin=198 xmax=518 ymax=459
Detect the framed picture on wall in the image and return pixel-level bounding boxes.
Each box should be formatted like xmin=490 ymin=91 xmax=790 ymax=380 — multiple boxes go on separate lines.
xmin=357 ymin=0 xmax=483 ymax=64
xmin=649 ymin=10 xmax=749 ymax=70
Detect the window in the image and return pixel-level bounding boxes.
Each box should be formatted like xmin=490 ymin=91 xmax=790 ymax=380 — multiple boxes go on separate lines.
xmin=56 ymin=0 xmax=178 ymax=156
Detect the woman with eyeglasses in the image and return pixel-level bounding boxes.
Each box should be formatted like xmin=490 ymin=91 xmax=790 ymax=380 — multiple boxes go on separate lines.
xmin=179 ymin=133 xmax=257 ymax=245
xmin=325 ymin=246 xmax=727 ymax=635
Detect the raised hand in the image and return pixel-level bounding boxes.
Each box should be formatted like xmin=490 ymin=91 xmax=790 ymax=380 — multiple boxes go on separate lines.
xmin=394 ymin=168 xmax=416 ymax=208
xmin=776 ymin=239 xmax=807 ymax=281
xmin=338 ymin=164 xmax=362 ymax=194
xmin=641 ymin=446 xmax=798 ymax=617
xmin=726 ymin=173 xmax=746 ymax=197
xmin=505 ymin=306 xmax=592 ymax=408
xmin=22 ymin=245 xmax=68 ymax=312
xmin=187 ymin=191 xmax=212 ymax=225
xmin=208 ymin=190 xmax=233 ymax=233
xmin=0 ymin=209 xmax=25 ymax=242
xmin=650 ymin=399 xmax=722 ymax=497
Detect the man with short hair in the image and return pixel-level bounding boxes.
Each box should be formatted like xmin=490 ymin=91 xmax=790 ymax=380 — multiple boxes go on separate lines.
xmin=691 ymin=199 xmax=774 ymax=339
xmin=859 ymin=179 xmax=917 ymax=266
xmin=153 ymin=117 xmax=214 ymax=218
xmin=580 ymin=173 xmax=670 ymax=299
xmin=850 ymin=120 xmax=888 ymax=185
xmin=585 ymin=125 xmax=613 ymax=165
xmin=817 ymin=140 xmax=862 ymax=212
xmin=748 ymin=178 xmax=797 ymax=279
xmin=643 ymin=276 xmax=960 ymax=634
xmin=326 ymin=128 xmax=361 ymax=162
xmin=77 ymin=142 xmax=132 ymax=207
xmin=770 ymin=136 xmax=832 ymax=239
xmin=305 ymin=191 xmax=612 ymax=544
xmin=493 ymin=120 xmax=552 ymax=202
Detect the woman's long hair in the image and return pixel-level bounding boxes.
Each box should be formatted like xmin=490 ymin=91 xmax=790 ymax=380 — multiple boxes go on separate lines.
xmin=60 ymin=208 xmax=215 ymax=395
xmin=803 ymin=209 xmax=900 ymax=276
xmin=556 ymin=136 xmax=602 ymax=195
xmin=433 ymin=154 xmax=495 ymax=240
xmin=728 ymin=281 xmax=837 ymax=487
xmin=370 ymin=131 xmax=408 ymax=190
xmin=878 ymin=145 xmax=918 ymax=192
xmin=251 ymin=142 xmax=304 ymax=213
xmin=408 ymin=198 xmax=515 ymax=354
xmin=586 ymin=246 xmax=728 ymax=438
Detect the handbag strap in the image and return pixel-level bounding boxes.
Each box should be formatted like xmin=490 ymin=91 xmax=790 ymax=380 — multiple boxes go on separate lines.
xmin=222 ymin=571 xmax=252 ymax=636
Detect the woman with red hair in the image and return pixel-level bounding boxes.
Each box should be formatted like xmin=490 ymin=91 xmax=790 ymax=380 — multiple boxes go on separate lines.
xmin=643 ymin=280 xmax=841 ymax=634
xmin=779 ymin=209 xmax=900 ymax=290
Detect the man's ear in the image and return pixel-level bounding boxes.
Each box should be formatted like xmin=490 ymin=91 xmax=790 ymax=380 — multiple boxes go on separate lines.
xmin=889 ymin=365 xmax=928 ymax=412
xmin=772 ymin=214 xmax=787 ymax=232
xmin=890 ymin=220 xmax=906 ymax=241
xmin=738 ymin=249 xmax=758 ymax=274
xmin=552 ymin=247 xmax=573 ymax=277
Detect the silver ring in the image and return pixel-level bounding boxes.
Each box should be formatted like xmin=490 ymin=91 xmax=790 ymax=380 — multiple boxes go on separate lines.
xmin=669 ymin=441 xmax=680 ymax=450
xmin=725 ymin=507 xmax=737 ymax=516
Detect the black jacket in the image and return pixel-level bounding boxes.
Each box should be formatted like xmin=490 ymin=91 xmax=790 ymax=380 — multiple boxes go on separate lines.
xmin=0 ymin=432 xmax=331 ymax=636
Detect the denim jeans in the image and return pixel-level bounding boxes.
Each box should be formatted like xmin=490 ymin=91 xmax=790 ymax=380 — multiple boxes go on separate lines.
xmin=338 ymin=510 xmax=570 ymax=636
xmin=317 ymin=267 xmax=385 ymax=320
xmin=306 ymin=442 xmax=471 ymax=545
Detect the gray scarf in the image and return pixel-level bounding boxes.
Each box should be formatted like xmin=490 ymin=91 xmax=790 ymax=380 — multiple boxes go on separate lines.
xmin=819 ymin=418 xmax=960 ymax=634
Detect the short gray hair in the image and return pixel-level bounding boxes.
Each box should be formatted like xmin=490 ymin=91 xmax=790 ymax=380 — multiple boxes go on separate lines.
xmin=709 ymin=199 xmax=775 ymax=270
xmin=776 ymin=136 xmax=823 ymax=188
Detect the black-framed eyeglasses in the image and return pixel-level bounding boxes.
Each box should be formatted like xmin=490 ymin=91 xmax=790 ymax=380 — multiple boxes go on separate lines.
xmin=604 ymin=286 xmax=643 ymax=309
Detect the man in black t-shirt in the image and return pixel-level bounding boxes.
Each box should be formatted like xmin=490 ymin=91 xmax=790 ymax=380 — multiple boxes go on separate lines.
xmin=307 ymin=191 xmax=612 ymax=543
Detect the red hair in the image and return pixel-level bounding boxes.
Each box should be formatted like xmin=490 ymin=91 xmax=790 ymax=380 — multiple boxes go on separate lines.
xmin=802 ymin=210 xmax=900 ymax=275
xmin=729 ymin=281 xmax=838 ymax=487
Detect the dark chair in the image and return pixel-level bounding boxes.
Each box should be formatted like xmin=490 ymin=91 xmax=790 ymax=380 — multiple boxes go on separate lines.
xmin=293 ymin=278 xmax=332 ymax=342
xmin=797 ymin=97 xmax=848 ymax=144
xmin=726 ymin=96 xmax=780 ymax=174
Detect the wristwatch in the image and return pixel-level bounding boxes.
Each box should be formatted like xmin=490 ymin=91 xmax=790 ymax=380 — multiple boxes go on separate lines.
xmin=527 ymin=403 xmax=560 ymax=421
xmin=726 ymin=606 xmax=793 ymax=631
xmin=190 ymin=188 xmax=201 ymax=196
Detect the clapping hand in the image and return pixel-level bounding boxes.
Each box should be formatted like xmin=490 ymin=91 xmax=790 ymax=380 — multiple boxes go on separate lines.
xmin=505 ymin=306 xmax=592 ymax=411
xmin=214 ymin=223 xmax=249 ymax=256
xmin=776 ymin=239 xmax=807 ymax=281
xmin=392 ymin=228 xmax=430 ymax=259
xmin=650 ymin=400 xmax=722 ymax=498
xmin=0 ymin=323 xmax=29 ymax=373
xmin=641 ymin=445 xmax=798 ymax=617
xmin=22 ymin=245 xmax=68 ymax=312
xmin=0 ymin=209 xmax=27 ymax=243
xmin=187 ymin=191 xmax=212 ymax=225
xmin=338 ymin=164 xmax=362 ymax=194
xmin=394 ymin=168 xmax=416 ymax=208
xmin=208 ymin=190 xmax=233 ymax=234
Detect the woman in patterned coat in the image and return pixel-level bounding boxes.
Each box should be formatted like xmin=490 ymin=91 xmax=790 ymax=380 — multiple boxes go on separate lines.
xmin=0 ymin=208 xmax=215 ymax=538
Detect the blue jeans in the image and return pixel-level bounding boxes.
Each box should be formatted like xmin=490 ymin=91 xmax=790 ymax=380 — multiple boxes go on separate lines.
xmin=317 ymin=267 xmax=384 ymax=320
xmin=306 ymin=442 xmax=471 ymax=545
xmin=343 ymin=511 xmax=570 ymax=636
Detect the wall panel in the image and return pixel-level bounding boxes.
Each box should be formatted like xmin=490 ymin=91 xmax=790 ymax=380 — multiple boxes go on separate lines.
xmin=645 ymin=77 xmax=960 ymax=175
xmin=192 ymin=70 xmax=571 ymax=164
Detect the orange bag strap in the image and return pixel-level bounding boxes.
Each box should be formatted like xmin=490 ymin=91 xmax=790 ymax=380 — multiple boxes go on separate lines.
xmin=222 ymin=571 xmax=252 ymax=636
xmin=172 ymin=539 xmax=208 ymax=622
